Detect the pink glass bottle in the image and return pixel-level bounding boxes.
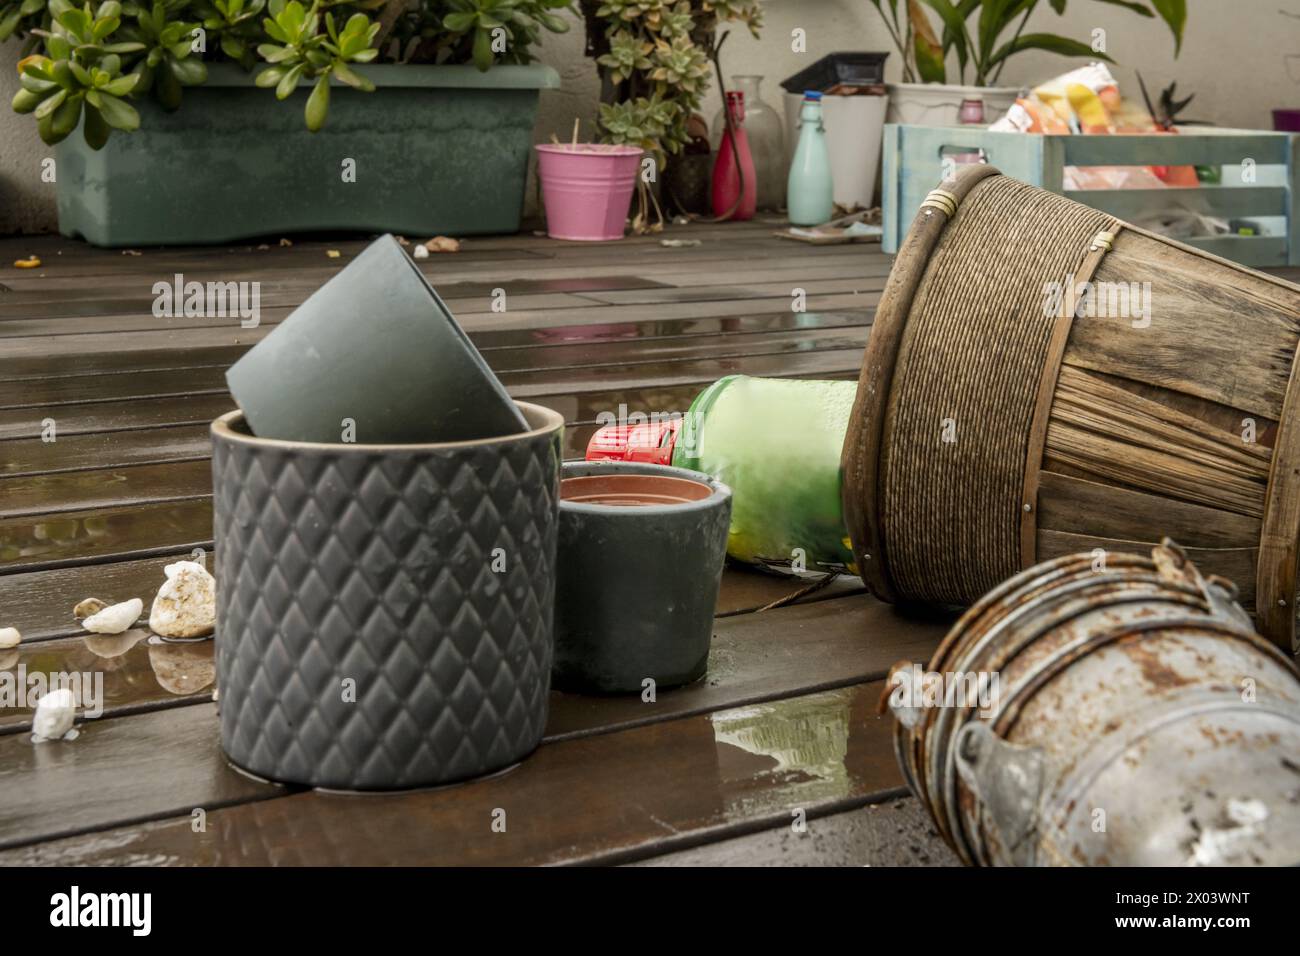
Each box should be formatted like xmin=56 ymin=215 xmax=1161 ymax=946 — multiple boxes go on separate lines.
xmin=711 ymin=91 xmax=757 ymax=221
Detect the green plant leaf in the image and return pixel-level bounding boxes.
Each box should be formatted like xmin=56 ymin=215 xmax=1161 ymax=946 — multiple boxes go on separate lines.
xmin=46 ymin=34 xmax=73 ymax=59
xmin=51 ymin=92 xmax=83 ymax=137
xmin=169 ymin=53 xmax=207 ymax=85
xmin=304 ymin=70 xmax=328 ymax=130
xmin=20 ymin=72 xmax=59 ymax=93
xmin=262 ymin=16 xmax=288 ymax=42
xmin=275 ymin=61 xmax=304 ymax=98
xmin=221 ymin=33 xmax=245 ymax=59
xmin=332 ymin=60 xmax=374 ymax=91
xmin=909 ymin=0 xmax=946 ymax=82
xmin=83 ymin=102 xmax=111 ymax=148
xmin=96 ymin=90 xmax=140 ymax=129
xmin=155 ymin=59 xmax=182 ymax=108
xmin=102 ymin=72 xmax=139 ymax=95
xmin=50 ymin=60 xmax=78 ymax=91
xmin=471 ymin=25 xmax=493 ymax=70
xmin=255 ymin=64 xmax=286 ymax=86
xmin=1090 ymin=0 xmax=1153 ymax=15
xmin=921 ymin=0 xmax=968 ymax=79
xmin=11 ymin=87 xmax=45 ymax=114
xmin=69 ymin=60 xmax=93 ymax=86
xmin=1148 ymin=0 xmax=1185 ymax=55
xmin=34 ymin=88 xmax=68 ymax=119
xmin=976 ymin=0 xmax=1012 ymax=64
xmin=0 ymin=8 xmax=22 ymax=40
xmin=988 ymin=31 xmax=1115 ymax=68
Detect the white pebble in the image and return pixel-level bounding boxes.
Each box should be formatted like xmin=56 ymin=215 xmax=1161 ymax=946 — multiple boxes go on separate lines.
xmin=0 ymin=627 xmax=20 ymax=649
xmin=82 ymin=598 xmax=143 ymax=635
xmin=73 ymin=597 xmax=108 ymax=619
xmin=412 ymin=244 xmax=430 ymax=259
xmin=149 ymin=561 xmax=216 ymax=638
xmin=32 ymin=688 xmax=76 ymax=740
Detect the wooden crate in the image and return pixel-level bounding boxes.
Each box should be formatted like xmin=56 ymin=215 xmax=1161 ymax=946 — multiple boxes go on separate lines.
xmin=882 ymin=124 xmax=1300 ymax=266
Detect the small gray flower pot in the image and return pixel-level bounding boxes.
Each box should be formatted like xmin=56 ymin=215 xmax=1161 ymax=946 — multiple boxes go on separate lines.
xmin=553 ymin=461 xmax=732 ymax=695
xmin=211 ymin=402 xmax=563 ymax=790
xmin=225 ymin=233 xmax=527 ymax=446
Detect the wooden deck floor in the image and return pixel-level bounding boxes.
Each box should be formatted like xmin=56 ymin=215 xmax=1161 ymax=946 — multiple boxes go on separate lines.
xmin=0 ymin=220 xmax=960 ymax=866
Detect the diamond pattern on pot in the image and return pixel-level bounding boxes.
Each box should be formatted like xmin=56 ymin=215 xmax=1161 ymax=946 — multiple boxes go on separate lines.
xmin=212 ymin=427 xmax=560 ymax=790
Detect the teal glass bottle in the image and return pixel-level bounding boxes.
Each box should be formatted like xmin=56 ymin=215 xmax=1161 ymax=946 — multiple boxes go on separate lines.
xmin=786 ymin=91 xmax=834 ymax=226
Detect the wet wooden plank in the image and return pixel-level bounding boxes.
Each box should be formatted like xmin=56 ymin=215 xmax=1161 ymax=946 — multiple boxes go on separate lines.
xmin=0 ymin=499 xmax=213 ymax=573
xmin=0 ymin=534 xmax=854 ymax=644
xmin=0 ymin=703 xmax=284 ymax=852
xmin=628 ymin=794 xmax=958 ymax=867
xmin=0 ymin=460 xmax=212 ymax=518
xmin=0 ymin=261 xmax=887 ymax=317
xmin=0 ymin=361 xmax=859 ymax=445
xmin=0 ymin=425 xmax=212 ymax=478
xmin=0 ymin=276 xmax=874 ymax=324
xmin=0 ymin=680 xmax=906 ymax=864
xmin=0 ymin=293 xmax=588 ymax=329
xmin=0 ymin=241 xmax=878 ymax=295
xmin=0 ymin=324 xmax=870 ymax=411
xmin=0 ymin=630 xmax=214 ymax=734
xmin=0 ymin=275 xmax=671 ymax=315
xmin=0 ymin=295 xmax=876 ymax=362
xmin=0 ymin=583 xmax=916 ymax=739
xmin=577 ymin=277 xmax=874 ymax=305
xmin=0 ymin=393 xmax=237 ymax=440
xmin=0 ymin=289 xmax=876 ymax=342
xmin=0 ymin=310 xmax=872 ymax=382
xmin=545 ymin=593 xmax=947 ymax=742
xmin=0 ymin=550 xmax=210 ymax=642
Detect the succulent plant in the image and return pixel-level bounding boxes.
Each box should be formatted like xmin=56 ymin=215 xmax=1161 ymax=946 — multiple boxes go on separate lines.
xmin=4 ymin=0 xmax=574 ymax=144
xmin=11 ymin=1 xmax=146 ymax=146
xmin=586 ymin=0 xmax=759 ymax=162
xmin=582 ymin=0 xmax=760 ymax=233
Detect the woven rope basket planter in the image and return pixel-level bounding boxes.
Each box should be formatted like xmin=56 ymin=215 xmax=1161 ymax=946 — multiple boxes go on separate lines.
xmin=842 ymin=164 xmax=1300 ymax=654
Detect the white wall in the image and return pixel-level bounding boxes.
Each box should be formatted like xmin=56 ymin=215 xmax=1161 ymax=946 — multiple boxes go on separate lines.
xmin=2 ymin=0 xmax=1295 ymax=234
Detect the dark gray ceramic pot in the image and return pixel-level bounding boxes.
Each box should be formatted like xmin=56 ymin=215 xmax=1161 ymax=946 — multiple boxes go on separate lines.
xmin=211 ymin=402 xmax=563 ymax=790
xmin=553 ymin=461 xmax=732 ymax=695
xmin=225 ymin=233 xmax=527 ymax=445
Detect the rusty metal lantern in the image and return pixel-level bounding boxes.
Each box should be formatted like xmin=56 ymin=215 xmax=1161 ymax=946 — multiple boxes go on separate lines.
xmin=887 ymin=540 xmax=1300 ymax=866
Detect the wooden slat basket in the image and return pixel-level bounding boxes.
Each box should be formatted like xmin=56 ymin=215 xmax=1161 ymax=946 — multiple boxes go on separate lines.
xmin=843 ymin=164 xmax=1300 ymax=653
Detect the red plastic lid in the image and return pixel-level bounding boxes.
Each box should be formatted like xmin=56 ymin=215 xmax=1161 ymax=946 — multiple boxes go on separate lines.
xmin=585 ymin=417 xmax=681 ymax=466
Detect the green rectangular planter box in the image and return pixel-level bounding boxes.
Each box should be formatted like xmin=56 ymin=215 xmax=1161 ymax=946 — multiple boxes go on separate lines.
xmin=54 ymin=63 xmax=560 ymax=247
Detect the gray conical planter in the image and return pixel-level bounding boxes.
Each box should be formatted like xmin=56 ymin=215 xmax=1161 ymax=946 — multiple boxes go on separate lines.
xmin=211 ymin=402 xmax=563 ymax=790
xmin=553 ymin=461 xmax=732 ymax=695
xmin=225 ymin=233 xmax=527 ymax=445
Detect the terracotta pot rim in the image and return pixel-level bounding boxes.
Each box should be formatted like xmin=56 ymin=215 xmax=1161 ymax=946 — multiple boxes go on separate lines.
xmin=559 ymin=461 xmax=731 ymax=514
xmin=561 ymin=473 xmax=714 ymax=506
xmin=211 ymin=402 xmax=563 ymax=452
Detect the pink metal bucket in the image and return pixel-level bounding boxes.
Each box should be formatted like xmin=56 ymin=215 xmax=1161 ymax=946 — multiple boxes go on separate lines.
xmin=535 ymin=144 xmax=643 ymax=241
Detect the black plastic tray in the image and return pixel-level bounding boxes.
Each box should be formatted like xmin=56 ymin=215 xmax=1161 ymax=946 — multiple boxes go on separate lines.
xmin=780 ymin=51 xmax=889 ymax=94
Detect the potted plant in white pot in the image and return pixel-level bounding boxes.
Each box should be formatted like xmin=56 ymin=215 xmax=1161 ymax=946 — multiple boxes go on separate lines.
xmin=5 ymin=0 xmax=573 ymax=245
xmin=870 ymin=0 xmax=1186 ymax=127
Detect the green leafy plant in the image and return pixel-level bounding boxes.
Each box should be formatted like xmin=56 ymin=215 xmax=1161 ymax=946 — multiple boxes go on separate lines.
xmin=579 ymin=0 xmax=759 ymax=233
xmin=869 ymin=0 xmax=1186 ymax=87
xmin=582 ymin=0 xmax=759 ymax=164
xmin=6 ymin=0 xmax=573 ymax=145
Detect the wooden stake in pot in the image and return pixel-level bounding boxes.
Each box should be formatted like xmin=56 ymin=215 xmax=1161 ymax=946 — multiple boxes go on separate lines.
xmin=842 ymin=163 xmax=1300 ymax=653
